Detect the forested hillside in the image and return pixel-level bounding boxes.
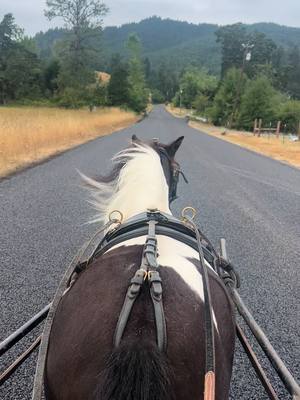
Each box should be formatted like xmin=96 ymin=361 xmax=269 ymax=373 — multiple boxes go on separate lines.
xmin=2 ymin=8 xmax=300 ymax=131
xmin=34 ymin=16 xmax=300 ymax=74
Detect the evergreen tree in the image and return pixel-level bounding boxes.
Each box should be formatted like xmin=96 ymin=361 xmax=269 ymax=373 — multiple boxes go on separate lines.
xmin=238 ymin=75 xmax=279 ymax=130
xmin=246 ymin=32 xmax=277 ymax=78
xmin=216 ymin=24 xmax=277 ymax=79
xmin=107 ymin=54 xmax=129 ymax=105
xmin=156 ymin=64 xmax=179 ymax=102
xmin=0 ymin=14 xmax=43 ymax=103
xmin=0 ymin=14 xmax=22 ymax=103
xmin=126 ymin=33 xmax=148 ymax=112
xmin=216 ymin=23 xmax=248 ymax=77
xmin=4 ymin=46 xmax=43 ymax=101
xmin=284 ymin=46 xmax=300 ymax=99
xmin=44 ymin=59 xmax=60 ymax=95
xmin=210 ymin=68 xmax=247 ymax=126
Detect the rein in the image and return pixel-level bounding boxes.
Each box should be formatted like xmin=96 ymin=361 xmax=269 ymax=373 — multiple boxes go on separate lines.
xmin=182 ymin=208 xmax=216 ymax=400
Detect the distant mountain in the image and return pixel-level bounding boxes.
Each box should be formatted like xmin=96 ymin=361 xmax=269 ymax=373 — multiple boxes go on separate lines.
xmin=34 ymin=17 xmax=300 ymax=75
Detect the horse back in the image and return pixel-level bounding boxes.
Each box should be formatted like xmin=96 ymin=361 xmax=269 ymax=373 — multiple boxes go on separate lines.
xmin=45 ymin=244 xmax=235 ymax=400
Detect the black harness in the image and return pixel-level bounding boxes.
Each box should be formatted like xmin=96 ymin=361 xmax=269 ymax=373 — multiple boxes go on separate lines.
xmin=114 ymin=218 xmax=167 ymax=351
xmin=83 ymin=210 xmax=223 ymax=355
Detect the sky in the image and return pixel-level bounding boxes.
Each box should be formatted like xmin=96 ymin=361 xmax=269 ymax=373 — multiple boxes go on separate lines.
xmin=1 ymin=0 xmax=300 ymax=36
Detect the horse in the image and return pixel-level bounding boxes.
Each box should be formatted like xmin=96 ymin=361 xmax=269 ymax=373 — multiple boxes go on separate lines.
xmin=44 ymin=135 xmax=235 ymax=400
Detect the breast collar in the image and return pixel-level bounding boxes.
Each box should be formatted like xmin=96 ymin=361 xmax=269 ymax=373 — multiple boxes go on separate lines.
xmin=91 ymin=210 xmax=217 ymax=270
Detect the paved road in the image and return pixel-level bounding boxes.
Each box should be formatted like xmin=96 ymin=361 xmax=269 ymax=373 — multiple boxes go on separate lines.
xmin=1 ymin=105 xmax=299 ymax=399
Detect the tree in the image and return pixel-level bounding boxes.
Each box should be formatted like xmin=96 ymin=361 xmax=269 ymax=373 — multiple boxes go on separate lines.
xmin=0 ymin=13 xmax=23 ymax=51
xmin=126 ymin=33 xmax=148 ymax=112
xmin=44 ymin=59 xmax=60 ymax=95
xmin=45 ymin=0 xmax=108 ymax=91
xmin=0 ymin=14 xmax=23 ymax=103
xmin=243 ymin=32 xmax=277 ymax=79
xmin=216 ymin=24 xmax=248 ymax=77
xmin=4 ymin=46 xmax=43 ymax=101
xmin=155 ymin=64 xmax=179 ymax=102
xmin=0 ymin=14 xmax=43 ymax=103
xmin=216 ymin=24 xmax=277 ymax=79
xmin=279 ymin=99 xmax=300 ymax=134
xmin=284 ymin=46 xmax=300 ymax=99
xmin=107 ymin=54 xmax=129 ymax=106
xmin=192 ymin=94 xmax=209 ymax=114
xmin=238 ymin=75 xmax=279 ymax=130
xmin=210 ymin=68 xmax=247 ymax=126
xmin=174 ymin=68 xmax=217 ymax=108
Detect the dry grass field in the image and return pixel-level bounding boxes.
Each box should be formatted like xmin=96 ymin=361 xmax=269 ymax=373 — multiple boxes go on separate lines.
xmin=0 ymin=107 xmax=139 ymax=177
xmin=167 ymin=105 xmax=300 ymax=168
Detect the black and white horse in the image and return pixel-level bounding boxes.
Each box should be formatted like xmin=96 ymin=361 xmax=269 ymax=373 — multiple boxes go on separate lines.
xmin=45 ymin=136 xmax=235 ymax=400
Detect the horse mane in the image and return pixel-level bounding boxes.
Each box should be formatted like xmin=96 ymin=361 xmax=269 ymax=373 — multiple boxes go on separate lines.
xmin=80 ymin=142 xmax=170 ymax=224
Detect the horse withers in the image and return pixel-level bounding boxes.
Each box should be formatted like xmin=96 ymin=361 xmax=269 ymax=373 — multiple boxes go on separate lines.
xmin=44 ymin=136 xmax=235 ymax=400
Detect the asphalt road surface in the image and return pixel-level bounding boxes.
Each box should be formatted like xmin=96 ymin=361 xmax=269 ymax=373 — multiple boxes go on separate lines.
xmin=1 ymin=105 xmax=299 ymax=399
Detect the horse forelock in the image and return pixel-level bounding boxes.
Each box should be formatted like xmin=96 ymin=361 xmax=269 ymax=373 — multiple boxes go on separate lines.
xmin=80 ymin=142 xmax=171 ymax=224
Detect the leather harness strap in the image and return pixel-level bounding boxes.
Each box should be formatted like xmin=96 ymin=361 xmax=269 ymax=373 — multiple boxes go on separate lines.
xmin=114 ymin=269 xmax=146 ymax=348
xmin=149 ymin=270 xmax=167 ymax=351
xmin=114 ymin=217 xmax=167 ymax=352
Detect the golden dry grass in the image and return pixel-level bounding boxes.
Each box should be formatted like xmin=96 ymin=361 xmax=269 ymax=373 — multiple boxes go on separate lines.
xmin=190 ymin=121 xmax=300 ymax=168
xmin=0 ymin=107 xmax=139 ymax=177
xmin=166 ymin=105 xmax=300 ymax=169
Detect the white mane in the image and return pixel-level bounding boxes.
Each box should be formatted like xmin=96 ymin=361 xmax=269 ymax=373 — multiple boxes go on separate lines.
xmin=81 ymin=144 xmax=171 ymax=224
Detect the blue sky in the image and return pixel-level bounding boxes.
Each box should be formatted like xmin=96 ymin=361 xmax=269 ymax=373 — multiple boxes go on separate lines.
xmin=1 ymin=0 xmax=300 ymax=36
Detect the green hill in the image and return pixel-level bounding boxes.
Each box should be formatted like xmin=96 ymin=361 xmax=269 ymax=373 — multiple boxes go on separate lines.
xmin=34 ymin=17 xmax=300 ymax=75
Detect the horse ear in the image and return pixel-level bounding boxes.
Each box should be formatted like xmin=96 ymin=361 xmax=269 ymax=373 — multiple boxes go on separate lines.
xmin=132 ymin=134 xmax=139 ymax=143
xmin=166 ymin=136 xmax=184 ymax=157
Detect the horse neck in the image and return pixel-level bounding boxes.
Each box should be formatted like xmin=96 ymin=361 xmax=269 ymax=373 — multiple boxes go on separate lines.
xmin=106 ymin=148 xmax=171 ymax=222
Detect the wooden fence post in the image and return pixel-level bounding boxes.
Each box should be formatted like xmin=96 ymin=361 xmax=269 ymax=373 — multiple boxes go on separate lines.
xmin=258 ymin=119 xmax=262 ymax=137
xmin=253 ymin=119 xmax=257 ymax=135
xmin=276 ymin=121 xmax=281 ymax=138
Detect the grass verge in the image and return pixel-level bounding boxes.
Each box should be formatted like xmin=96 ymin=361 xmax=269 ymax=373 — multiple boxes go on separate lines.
xmin=0 ymin=107 xmax=139 ymax=177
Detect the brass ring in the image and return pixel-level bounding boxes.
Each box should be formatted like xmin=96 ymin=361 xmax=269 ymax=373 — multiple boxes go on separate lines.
xmin=181 ymin=206 xmax=197 ymax=221
xmin=109 ymin=210 xmax=123 ymax=223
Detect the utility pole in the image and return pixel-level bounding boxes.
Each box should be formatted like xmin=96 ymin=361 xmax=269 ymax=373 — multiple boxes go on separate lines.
xmin=180 ymin=89 xmax=183 ymax=114
xmin=229 ymin=43 xmax=254 ymax=129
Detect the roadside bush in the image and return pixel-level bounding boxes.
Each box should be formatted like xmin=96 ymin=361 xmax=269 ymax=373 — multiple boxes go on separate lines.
xmin=279 ymin=99 xmax=300 ymax=134
xmin=57 ymin=87 xmax=89 ymax=109
xmin=192 ymin=94 xmax=209 ymax=114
